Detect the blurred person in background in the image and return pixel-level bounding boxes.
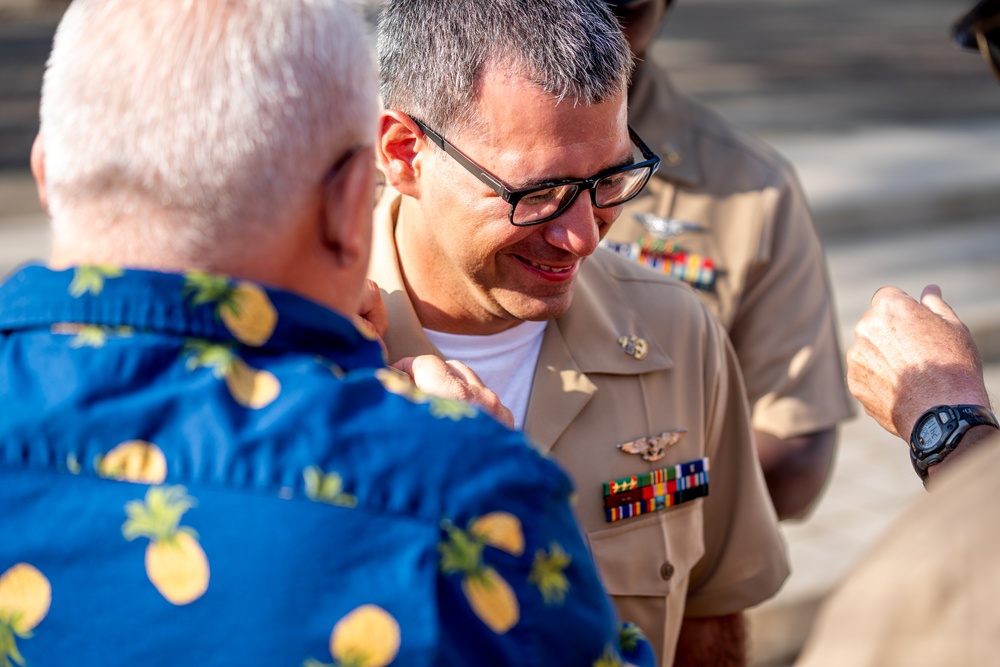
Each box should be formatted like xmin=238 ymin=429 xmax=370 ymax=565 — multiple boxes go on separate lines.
xmin=372 ymin=0 xmax=788 ymax=664
xmin=602 ymin=0 xmax=854 ymax=521
xmin=0 ymin=1 xmax=652 ymax=664
xmin=797 ymin=1 xmax=1000 ymax=663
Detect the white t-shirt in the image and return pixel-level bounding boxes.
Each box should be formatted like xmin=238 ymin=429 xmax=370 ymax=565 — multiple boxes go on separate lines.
xmin=423 ymin=320 xmax=548 ymax=431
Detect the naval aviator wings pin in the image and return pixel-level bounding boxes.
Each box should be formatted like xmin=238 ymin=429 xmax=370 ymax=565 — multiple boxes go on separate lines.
xmin=617 ymin=429 xmax=687 ymax=463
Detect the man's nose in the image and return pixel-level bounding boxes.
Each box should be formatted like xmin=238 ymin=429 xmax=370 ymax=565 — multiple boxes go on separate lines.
xmin=541 ymin=193 xmax=604 ymax=258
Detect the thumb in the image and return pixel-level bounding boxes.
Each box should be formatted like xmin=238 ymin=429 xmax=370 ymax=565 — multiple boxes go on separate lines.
xmin=920 ymin=284 xmax=961 ymax=324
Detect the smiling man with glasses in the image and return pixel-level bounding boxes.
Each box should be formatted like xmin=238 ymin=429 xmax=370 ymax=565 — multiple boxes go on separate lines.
xmin=371 ymin=1 xmax=788 ymax=665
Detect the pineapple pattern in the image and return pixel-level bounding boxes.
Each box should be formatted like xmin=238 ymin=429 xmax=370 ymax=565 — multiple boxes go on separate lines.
xmin=122 ymin=486 xmax=210 ymax=605
xmin=439 ymin=515 xmax=524 ymax=634
xmin=50 ymin=323 xmax=134 ymax=348
xmin=0 ymin=564 xmax=50 ymax=667
xmin=0 ymin=265 xmax=655 ymax=664
xmin=592 ymin=645 xmax=630 ymax=667
xmin=97 ymin=440 xmax=167 ymax=484
xmin=182 ymin=340 xmax=281 ymax=409
xmin=303 ymin=467 xmax=357 ymax=507
xmin=68 ymin=265 xmax=123 ymax=297
xmin=303 ymin=604 xmax=401 ymax=667
xmin=529 ymin=543 xmax=572 ymax=605
xmin=183 ymin=272 xmax=277 ymax=346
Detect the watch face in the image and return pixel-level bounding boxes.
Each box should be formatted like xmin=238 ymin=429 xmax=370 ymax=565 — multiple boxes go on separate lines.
xmin=917 ymin=414 xmax=943 ymax=452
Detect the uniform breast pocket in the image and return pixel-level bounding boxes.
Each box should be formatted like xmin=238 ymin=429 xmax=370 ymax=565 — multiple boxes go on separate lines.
xmin=586 ymin=500 xmax=705 ymax=598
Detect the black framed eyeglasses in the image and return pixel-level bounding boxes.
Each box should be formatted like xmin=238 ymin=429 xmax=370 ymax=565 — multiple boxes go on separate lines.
xmin=410 ymin=116 xmax=660 ymax=226
xmin=953 ymin=0 xmax=1000 ymax=82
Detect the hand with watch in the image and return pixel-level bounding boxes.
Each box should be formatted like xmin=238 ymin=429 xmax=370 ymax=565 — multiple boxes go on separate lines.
xmin=847 ymin=284 xmax=998 ymax=485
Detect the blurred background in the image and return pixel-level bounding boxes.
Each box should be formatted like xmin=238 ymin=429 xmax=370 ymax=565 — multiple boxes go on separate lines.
xmin=2 ymin=0 xmax=999 ymax=664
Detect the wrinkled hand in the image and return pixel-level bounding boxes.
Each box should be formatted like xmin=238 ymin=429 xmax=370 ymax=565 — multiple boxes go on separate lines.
xmin=847 ymin=285 xmax=989 ymax=439
xmin=392 ymin=355 xmax=515 ymax=429
xmin=353 ymin=279 xmax=388 ymax=349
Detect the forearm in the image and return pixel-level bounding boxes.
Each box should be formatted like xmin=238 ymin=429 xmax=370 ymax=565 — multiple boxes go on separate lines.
xmin=674 ymin=613 xmax=746 ymax=667
xmin=755 ymin=428 xmax=836 ymax=520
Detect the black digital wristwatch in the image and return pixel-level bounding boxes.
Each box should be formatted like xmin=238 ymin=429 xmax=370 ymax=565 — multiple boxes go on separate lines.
xmin=909 ymin=404 xmax=999 ymax=480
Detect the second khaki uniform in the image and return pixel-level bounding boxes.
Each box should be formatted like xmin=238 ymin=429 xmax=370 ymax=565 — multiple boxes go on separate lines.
xmin=607 ymin=64 xmax=853 ymax=438
xmin=371 ymin=194 xmax=789 ymax=666
xmin=796 ymin=434 xmax=1000 ymax=667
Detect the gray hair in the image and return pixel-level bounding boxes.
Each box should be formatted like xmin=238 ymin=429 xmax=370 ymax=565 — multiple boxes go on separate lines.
xmin=377 ymin=0 xmax=632 ymax=135
xmin=40 ymin=0 xmax=378 ymax=262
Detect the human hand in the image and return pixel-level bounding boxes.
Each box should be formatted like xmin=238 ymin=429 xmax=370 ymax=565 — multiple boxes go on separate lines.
xmin=391 ymin=355 xmax=515 ymax=429
xmin=847 ymin=285 xmax=990 ymax=439
xmin=353 ymin=279 xmax=388 ymax=348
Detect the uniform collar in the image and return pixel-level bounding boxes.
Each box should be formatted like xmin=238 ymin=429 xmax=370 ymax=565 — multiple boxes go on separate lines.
xmin=628 ymin=62 xmax=703 ymax=189
xmin=0 ymin=263 xmax=383 ymax=370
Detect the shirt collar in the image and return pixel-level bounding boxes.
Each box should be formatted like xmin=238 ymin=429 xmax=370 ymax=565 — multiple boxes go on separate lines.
xmin=0 ymin=263 xmax=384 ymax=370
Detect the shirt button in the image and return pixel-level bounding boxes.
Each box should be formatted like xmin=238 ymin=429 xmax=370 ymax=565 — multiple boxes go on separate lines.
xmin=660 ymin=560 xmax=675 ymax=581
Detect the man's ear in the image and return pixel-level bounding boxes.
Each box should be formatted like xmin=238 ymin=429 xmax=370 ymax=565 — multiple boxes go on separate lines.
xmin=378 ymin=110 xmax=426 ymax=199
xmin=30 ymin=134 xmax=49 ymax=213
xmin=320 ymin=145 xmax=375 ymax=271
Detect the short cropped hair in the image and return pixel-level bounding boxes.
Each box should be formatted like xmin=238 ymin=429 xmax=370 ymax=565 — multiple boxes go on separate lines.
xmin=40 ymin=0 xmax=378 ymax=262
xmin=377 ymin=0 xmax=632 ymax=136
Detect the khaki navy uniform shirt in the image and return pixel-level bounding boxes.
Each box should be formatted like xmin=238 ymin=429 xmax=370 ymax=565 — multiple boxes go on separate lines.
xmin=797 ymin=434 xmax=1000 ymax=667
xmin=370 ymin=194 xmax=789 ymax=666
xmin=607 ymin=65 xmax=853 ymax=438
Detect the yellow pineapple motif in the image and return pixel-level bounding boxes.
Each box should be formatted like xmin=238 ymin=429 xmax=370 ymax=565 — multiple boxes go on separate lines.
xmin=226 ymin=356 xmax=281 ymax=409
xmin=97 ymin=440 xmax=167 ymax=484
xmin=428 ymin=396 xmax=477 ymax=421
xmin=0 ymin=563 xmax=50 ymax=667
xmin=68 ymin=265 xmax=123 ymax=297
xmin=50 ymin=323 xmax=134 ymax=349
xmin=183 ymin=340 xmax=280 ymax=409
xmin=439 ymin=518 xmax=522 ymax=634
xmin=183 ymin=272 xmax=277 ymax=346
xmin=122 ymin=486 xmax=209 ymax=605
xmin=592 ymin=645 xmax=628 ymax=667
xmin=469 ymin=512 xmax=524 ymax=557
xmin=618 ymin=623 xmax=646 ymax=656
xmin=528 ymin=542 xmax=571 ymax=605
xmin=460 ymin=569 xmax=518 ymax=634
xmin=303 ymin=467 xmax=357 ymax=507
xmin=303 ymin=604 xmax=401 ymax=667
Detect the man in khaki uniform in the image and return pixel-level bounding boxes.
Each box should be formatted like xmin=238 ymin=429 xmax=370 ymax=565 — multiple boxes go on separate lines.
xmin=604 ymin=0 xmax=854 ymax=519
xmin=372 ymin=1 xmax=787 ymax=664
xmin=799 ymin=4 xmax=1000 ymax=662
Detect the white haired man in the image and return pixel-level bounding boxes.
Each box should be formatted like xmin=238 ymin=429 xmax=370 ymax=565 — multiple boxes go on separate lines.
xmin=372 ymin=1 xmax=788 ymax=665
xmin=0 ymin=1 xmax=651 ymax=664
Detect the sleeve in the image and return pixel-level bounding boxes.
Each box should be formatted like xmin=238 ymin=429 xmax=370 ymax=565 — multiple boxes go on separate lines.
xmin=436 ymin=426 xmax=655 ymax=666
xmin=729 ymin=166 xmax=855 ymax=439
xmin=685 ymin=315 xmax=790 ymax=616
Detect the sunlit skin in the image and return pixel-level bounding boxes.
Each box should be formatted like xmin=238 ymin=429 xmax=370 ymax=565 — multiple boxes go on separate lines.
xmin=386 ymin=69 xmax=631 ymax=335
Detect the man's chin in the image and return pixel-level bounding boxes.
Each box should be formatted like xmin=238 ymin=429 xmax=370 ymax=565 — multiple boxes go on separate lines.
xmin=495 ymin=290 xmax=575 ymax=323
